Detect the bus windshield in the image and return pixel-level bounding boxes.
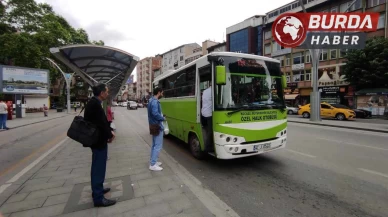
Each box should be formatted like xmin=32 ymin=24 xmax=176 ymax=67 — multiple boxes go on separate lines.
xmin=213 ymin=56 xmax=285 ymax=111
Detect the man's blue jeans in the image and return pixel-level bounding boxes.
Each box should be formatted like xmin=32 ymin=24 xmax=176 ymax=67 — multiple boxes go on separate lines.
xmin=91 ymin=146 xmax=107 ymax=203
xmin=0 ymin=114 xmax=7 ymax=129
xmin=150 ymin=130 xmax=163 ymax=166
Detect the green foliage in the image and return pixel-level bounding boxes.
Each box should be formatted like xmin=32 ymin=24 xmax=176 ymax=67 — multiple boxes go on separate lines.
xmin=0 ymin=0 xmax=104 ymax=82
xmin=343 ymin=37 xmax=388 ymax=90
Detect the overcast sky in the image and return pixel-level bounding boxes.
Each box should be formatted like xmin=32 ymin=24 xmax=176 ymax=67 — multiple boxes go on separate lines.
xmin=36 ymin=0 xmax=293 ymax=80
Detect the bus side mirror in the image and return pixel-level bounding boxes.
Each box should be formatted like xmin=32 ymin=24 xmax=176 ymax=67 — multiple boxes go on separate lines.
xmin=281 ymin=75 xmax=287 ymax=89
xmin=216 ymin=66 xmax=226 ymax=85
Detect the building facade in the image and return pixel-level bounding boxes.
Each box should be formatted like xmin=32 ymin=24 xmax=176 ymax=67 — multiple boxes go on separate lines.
xmin=207 ymin=42 xmax=227 ymax=53
xmin=226 ymin=0 xmax=388 ymax=111
xmin=161 ymin=43 xmax=201 ymax=74
xmin=136 ymin=55 xmax=162 ymax=99
xmin=226 ymin=15 xmax=265 ymax=55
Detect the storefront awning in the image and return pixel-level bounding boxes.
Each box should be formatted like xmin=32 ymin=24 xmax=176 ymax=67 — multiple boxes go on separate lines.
xmin=285 ymin=94 xmax=299 ymax=100
xmin=355 ymin=88 xmax=388 ymax=96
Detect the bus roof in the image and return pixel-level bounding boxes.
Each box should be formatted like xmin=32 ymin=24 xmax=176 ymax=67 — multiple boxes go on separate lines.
xmin=153 ymin=52 xmax=280 ymax=84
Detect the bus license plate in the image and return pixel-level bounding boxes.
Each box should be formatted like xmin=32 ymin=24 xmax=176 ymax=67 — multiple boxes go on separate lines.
xmin=253 ymin=143 xmax=271 ymax=151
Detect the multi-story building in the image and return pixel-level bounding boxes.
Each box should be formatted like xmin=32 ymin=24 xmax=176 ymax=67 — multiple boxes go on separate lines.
xmin=136 ymin=55 xmax=162 ymax=100
xmin=226 ymin=15 xmax=266 ymax=55
xmin=161 ymin=43 xmax=201 ymax=74
xmin=202 ymin=40 xmax=220 ymax=55
xmin=207 ymin=42 xmax=227 ymax=53
xmin=226 ymin=0 xmax=387 ymax=110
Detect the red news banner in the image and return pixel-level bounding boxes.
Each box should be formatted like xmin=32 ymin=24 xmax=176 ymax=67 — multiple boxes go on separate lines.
xmin=272 ymin=12 xmax=380 ymax=49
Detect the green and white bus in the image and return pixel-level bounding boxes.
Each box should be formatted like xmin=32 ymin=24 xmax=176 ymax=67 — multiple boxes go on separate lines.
xmin=153 ymin=52 xmax=288 ymax=159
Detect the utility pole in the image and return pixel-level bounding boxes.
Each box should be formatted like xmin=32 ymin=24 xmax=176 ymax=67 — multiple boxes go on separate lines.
xmin=298 ymin=0 xmax=358 ymax=122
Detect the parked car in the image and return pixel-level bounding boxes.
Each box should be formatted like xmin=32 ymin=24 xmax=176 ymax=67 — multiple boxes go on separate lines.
xmin=331 ymin=104 xmax=372 ymax=118
xmin=127 ymin=101 xmax=137 ymax=110
xmin=137 ymin=103 xmax=144 ymax=108
xmin=286 ymin=106 xmax=299 ymax=115
xmin=298 ymin=102 xmax=356 ymax=120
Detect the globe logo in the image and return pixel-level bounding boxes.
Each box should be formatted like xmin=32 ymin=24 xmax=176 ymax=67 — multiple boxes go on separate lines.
xmin=273 ymin=14 xmax=307 ymax=48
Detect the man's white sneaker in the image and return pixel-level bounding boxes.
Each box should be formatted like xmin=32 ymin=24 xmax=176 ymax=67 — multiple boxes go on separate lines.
xmin=149 ymin=165 xmax=163 ymax=171
xmin=156 ymin=162 xmax=162 ymax=166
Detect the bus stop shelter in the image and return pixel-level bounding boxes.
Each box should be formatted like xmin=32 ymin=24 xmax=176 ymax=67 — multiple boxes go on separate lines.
xmin=50 ymin=45 xmax=139 ymax=99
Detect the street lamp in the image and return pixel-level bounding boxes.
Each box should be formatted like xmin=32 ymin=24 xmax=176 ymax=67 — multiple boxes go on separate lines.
xmin=45 ymin=57 xmax=74 ymax=114
xmin=298 ymin=0 xmax=358 ymax=122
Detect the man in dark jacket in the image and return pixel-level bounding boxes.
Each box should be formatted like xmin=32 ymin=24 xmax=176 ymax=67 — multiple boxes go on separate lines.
xmin=84 ymin=83 xmax=116 ymax=207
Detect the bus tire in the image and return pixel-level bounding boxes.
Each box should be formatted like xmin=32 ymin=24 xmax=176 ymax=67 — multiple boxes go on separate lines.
xmin=189 ymin=133 xmax=205 ymax=159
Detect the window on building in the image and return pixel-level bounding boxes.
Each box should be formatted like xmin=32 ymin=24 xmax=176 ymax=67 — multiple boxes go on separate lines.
xmin=274 ymin=57 xmax=284 ymax=67
xmin=330 ymin=49 xmax=337 ymax=59
xmin=285 ymin=55 xmax=291 ymax=66
xmin=320 ymin=50 xmax=328 ymax=61
xmin=378 ymin=13 xmax=386 ymax=29
xmin=230 ymin=29 xmax=249 ymax=53
xmin=180 ymin=56 xmax=183 ymax=61
xmin=265 ymin=44 xmax=271 ymax=54
xmin=305 ymin=50 xmax=311 ymax=63
xmin=264 ymin=31 xmax=272 ymax=40
xmin=302 ymin=69 xmax=311 ymax=81
xmin=368 ymin=0 xmax=386 ymax=8
xmin=339 ymin=49 xmax=347 ymax=58
xmin=340 ymin=0 xmax=362 ymax=12
xmin=293 ymin=52 xmax=304 ymax=64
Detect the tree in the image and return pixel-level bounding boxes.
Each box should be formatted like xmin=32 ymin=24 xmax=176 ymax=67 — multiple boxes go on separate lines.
xmin=0 ymin=0 xmax=104 ymax=83
xmin=343 ymin=37 xmax=388 ymax=90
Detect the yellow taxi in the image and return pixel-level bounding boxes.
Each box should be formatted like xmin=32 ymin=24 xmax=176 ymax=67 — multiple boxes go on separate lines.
xmin=297 ymin=102 xmax=356 ymax=120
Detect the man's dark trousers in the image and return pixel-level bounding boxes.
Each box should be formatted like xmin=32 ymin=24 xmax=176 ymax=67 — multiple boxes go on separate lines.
xmin=91 ymin=145 xmax=108 ymax=203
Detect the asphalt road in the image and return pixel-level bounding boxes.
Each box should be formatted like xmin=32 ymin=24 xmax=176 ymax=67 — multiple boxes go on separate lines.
xmin=118 ymin=107 xmax=388 ymax=217
xmin=0 ymin=115 xmax=73 ymax=185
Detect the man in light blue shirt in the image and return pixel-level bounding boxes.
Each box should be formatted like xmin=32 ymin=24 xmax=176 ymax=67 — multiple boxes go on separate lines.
xmin=147 ymin=87 xmax=165 ymax=171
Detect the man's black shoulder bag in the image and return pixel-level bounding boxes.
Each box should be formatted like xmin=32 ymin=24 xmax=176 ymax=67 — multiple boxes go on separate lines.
xmin=67 ymin=107 xmax=99 ymax=147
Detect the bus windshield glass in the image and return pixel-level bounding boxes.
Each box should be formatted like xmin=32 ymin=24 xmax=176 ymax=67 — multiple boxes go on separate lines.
xmin=213 ymin=56 xmax=285 ymax=111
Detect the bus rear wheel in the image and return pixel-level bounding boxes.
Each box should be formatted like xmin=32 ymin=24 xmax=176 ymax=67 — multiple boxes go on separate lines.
xmin=189 ymin=134 xmax=205 ymax=159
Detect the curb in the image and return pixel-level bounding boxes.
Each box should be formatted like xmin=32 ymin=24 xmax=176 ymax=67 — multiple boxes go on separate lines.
xmin=2 ymin=114 xmax=74 ymax=131
xmin=288 ymin=120 xmax=388 ymax=134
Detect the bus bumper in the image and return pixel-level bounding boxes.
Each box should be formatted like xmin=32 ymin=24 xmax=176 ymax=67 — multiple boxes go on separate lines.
xmin=214 ymin=136 xmax=287 ymax=160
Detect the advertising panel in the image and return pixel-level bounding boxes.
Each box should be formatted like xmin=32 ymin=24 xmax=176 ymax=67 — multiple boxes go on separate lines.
xmin=0 ymin=65 xmax=49 ymax=94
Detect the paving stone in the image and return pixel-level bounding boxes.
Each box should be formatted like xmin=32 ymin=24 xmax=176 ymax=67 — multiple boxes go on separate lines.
xmin=96 ymin=197 xmax=145 ymax=217
xmin=22 ymin=177 xmax=50 ymax=186
xmin=122 ymin=203 xmax=172 ymax=217
xmin=25 ymin=186 xmax=73 ymax=200
xmin=0 ymin=197 xmax=46 ymax=214
xmin=159 ymin=181 xmax=181 ymax=192
xmin=43 ymin=193 xmax=70 ymax=207
xmin=57 ymin=163 xmax=91 ymax=171
xmin=134 ymin=185 xmax=161 ymax=198
xmin=38 ymin=166 xmax=59 ymax=173
xmin=33 ymin=169 xmax=72 ymax=179
xmin=19 ymin=181 xmax=65 ymax=193
xmin=6 ymin=193 xmax=29 ymax=204
xmin=130 ymin=172 xmax=153 ymax=181
xmin=144 ymin=189 xmax=184 ymax=205
xmin=8 ymin=203 xmax=65 ymax=217
xmin=168 ymin=195 xmax=193 ymax=213
xmin=56 ymin=208 xmax=98 ymax=217
xmin=137 ymin=176 xmax=174 ymax=188
xmin=63 ymin=177 xmax=90 ymax=186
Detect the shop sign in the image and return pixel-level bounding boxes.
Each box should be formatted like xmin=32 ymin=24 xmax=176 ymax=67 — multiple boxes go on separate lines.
xmin=319 ymin=86 xmax=340 ymax=94
xmin=317 ymin=66 xmax=350 ymax=87
xmin=292 ymin=63 xmax=305 ymax=71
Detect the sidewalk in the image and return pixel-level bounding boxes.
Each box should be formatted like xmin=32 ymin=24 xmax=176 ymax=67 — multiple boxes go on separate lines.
xmin=2 ymin=110 xmax=76 ymax=129
xmin=0 ymin=113 xmax=238 ymax=217
xmin=288 ymin=116 xmax=388 ymax=133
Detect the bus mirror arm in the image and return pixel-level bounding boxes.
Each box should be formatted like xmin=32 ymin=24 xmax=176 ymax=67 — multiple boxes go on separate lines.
xmin=216 ymin=66 xmax=226 ymax=85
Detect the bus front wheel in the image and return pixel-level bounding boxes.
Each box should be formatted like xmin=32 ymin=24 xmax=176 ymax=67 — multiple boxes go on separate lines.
xmin=189 ymin=134 xmax=205 ymax=159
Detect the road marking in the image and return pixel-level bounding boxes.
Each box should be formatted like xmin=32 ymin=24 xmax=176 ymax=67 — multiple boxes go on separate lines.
xmin=0 ymin=137 xmax=68 ymax=195
xmin=285 ymin=149 xmax=317 ymax=158
xmin=359 ymin=168 xmax=388 ymax=179
xmin=317 ymin=137 xmax=388 ymax=151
